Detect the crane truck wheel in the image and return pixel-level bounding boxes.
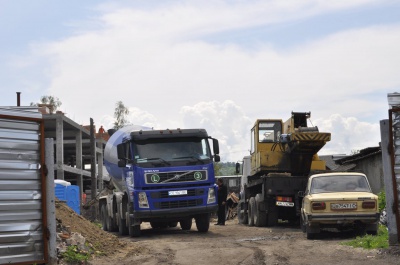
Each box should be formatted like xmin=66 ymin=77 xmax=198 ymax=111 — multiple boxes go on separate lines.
xmin=195 ymin=213 xmax=210 ymax=233
xmin=255 ymin=194 xmax=267 ymax=227
xmin=248 ymin=197 xmax=255 ymax=226
xmin=180 ymin=218 xmax=192 ymax=230
xmin=237 ymin=201 xmax=248 ymax=224
xmin=101 ymin=204 xmax=108 ymax=231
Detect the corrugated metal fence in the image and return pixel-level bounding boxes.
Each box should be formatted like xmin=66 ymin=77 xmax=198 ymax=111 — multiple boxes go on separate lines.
xmin=0 ymin=108 xmax=47 ymax=265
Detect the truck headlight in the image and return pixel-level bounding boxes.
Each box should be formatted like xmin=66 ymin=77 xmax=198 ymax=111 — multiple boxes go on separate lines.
xmin=138 ymin=192 xmax=149 ymax=208
xmin=207 ymin=187 xmax=216 ymax=204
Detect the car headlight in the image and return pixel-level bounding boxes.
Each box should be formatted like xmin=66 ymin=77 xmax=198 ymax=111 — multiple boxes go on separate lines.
xmin=138 ymin=192 xmax=149 ymax=208
xmin=207 ymin=187 xmax=216 ymax=204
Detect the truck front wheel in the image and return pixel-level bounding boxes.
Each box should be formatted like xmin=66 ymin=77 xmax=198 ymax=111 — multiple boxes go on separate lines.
xmin=180 ymin=218 xmax=192 ymax=230
xmin=248 ymin=197 xmax=255 ymax=226
xmin=128 ymin=217 xmax=141 ymax=237
xmin=237 ymin=201 xmax=248 ymax=224
xmin=195 ymin=213 xmax=210 ymax=233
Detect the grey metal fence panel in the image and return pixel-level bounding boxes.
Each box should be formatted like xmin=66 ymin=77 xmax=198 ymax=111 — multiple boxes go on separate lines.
xmin=0 ymin=110 xmax=46 ymax=264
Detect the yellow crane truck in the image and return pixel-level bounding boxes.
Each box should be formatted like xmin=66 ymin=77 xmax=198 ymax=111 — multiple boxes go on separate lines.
xmin=236 ymin=112 xmax=331 ymax=226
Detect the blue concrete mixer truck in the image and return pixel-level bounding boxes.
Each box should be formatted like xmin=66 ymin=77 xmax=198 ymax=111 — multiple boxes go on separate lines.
xmin=99 ymin=125 xmax=221 ymax=237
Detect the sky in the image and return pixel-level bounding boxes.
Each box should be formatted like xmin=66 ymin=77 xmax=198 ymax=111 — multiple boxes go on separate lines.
xmin=1 ymin=0 xmax=399 ymax=162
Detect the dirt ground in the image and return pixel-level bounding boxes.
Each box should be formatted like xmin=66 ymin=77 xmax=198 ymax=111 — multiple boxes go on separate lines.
xmin=56 ymin=202 xmax=399 ymax=265
xmin=82 ymin=217 xmax=400 ymax=265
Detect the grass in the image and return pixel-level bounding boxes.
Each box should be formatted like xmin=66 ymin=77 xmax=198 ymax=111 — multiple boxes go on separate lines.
xmin=62 ymin=245 xmax=91 ymax=263
xmin=341 ymin=191 xmax=388 ymax=250
xmin=341 ymin=225 xmax=389 ymax=249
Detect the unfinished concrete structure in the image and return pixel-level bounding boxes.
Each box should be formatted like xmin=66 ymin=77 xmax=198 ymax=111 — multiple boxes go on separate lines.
xmin=42 ymin=113 xmax=106 ymax=203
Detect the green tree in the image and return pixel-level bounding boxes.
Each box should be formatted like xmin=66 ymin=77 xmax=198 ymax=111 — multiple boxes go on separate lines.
xmin=113 ymin=101 xmax=129 ymax=129
xmin=214 ymin=162 xmax=222 ymax=176
xmin=30 ymin=95 xmax=62 ymax=114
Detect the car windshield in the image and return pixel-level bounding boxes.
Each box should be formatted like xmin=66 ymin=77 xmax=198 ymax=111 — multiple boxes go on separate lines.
xmin=132 ymin=137 xmax=211 ymax=166
xmin=310 ymin=175 xmax=371 ymax=194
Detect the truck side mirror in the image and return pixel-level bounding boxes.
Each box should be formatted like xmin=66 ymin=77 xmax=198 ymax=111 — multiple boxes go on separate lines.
xmin=117 ymin=143 xmax=127 ymax=167
xmin=235 ymin=162 xmax=240 ymax=174
xmin=117 ymin=143 xmax=126 ymax=159
xmin=212 ymin=138 xmax=220 ymax=155
xmin=214 ymin=154 xmax=220 ymax=162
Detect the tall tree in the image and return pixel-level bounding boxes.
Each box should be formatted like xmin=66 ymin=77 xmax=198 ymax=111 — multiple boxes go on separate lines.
xmin=30 ymin=95 xmax=62 ymax=114
xmin=113 ymin=101 xmax=129 ymax=129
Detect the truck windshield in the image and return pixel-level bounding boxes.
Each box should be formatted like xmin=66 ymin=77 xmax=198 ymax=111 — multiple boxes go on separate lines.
xmin=258 ymin=121 xmax=281 ymax=143
xmin=132 ymin=137 xmax=212 ymax=166
xmin=310 ymin=175 xmax=371 ymax=194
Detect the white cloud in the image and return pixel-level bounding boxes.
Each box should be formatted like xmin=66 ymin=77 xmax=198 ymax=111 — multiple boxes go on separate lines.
xmin=14 ymin=0 xmax=397 ymax=160
xmin=180 ymin=100 xmax=253 ymax=161
xmin=315 ymin=114 xmax=381 ymax=155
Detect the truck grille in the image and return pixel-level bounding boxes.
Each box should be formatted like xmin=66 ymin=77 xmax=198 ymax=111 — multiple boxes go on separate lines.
xmin=154 ymin=199 xmax=203 ymax=209
xmin=145 ymin=170 xmax=207 ymax=184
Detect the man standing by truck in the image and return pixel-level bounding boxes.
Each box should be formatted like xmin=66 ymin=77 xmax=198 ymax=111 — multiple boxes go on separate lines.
xmin=215 ymin=178 xmax=228 ymax=225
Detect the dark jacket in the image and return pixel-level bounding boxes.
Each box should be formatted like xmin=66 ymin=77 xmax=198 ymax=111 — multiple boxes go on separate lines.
xmin=217 ymin=183 xmax=228 ymax=206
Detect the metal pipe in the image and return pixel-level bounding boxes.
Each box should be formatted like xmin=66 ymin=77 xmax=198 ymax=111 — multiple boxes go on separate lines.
xmin=16 ymin=92 xmax=21 ymax=106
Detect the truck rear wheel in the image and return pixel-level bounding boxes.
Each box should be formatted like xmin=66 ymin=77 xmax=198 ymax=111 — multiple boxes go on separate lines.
xmin=195 ymin=213 xmax=210 ymax=233
xmin=266 ymin=201 xmax=278 ymax=227
xmin=248 ymin=197 xmax=255 ymax=226
xmin=118 ymin=214 xmax=128 ymax=235
xmin=180 ymin=218 xmax=192 ymax=230
xmin=254 ymin=200 xmax=266 ymax=227
xmin=101 ymin=204 xmax=108 ymax=231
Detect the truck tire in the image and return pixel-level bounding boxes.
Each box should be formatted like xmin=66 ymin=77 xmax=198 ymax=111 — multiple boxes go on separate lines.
xmin=180 ymin=218 xmax=192 ymax=230
xmin=195 ymin=213 xmax=210 ymax=233
xmin=168 ymin=221 xmax=178 ymax=228
xmin=150 ymin=222 xmax=160 ymax=229
xmin=248 ymin=197 xmax=255 ymax=226
xmin=128 ymin=217 xmax=141 ymax=237
xmin=101 ymin=204 xmax=108 ymax=231
xmin=237 ymin=201 xmax=248 ymax=224
xmin=254 ymin=200 xmax=267 ymax=227
xmin=266 ymin=201 xmax=278 ymax=227
xmin=118 ymin=214 xmax=128 ymax=235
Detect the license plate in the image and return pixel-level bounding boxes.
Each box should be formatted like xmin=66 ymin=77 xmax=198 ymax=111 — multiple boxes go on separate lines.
xmin=168 ymin=190 xmax=187 ymax=196
xmin=331 ymin=203 xmax=357 ymax=210
xmin=276 ymin=201 xmax=294 ymax=207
